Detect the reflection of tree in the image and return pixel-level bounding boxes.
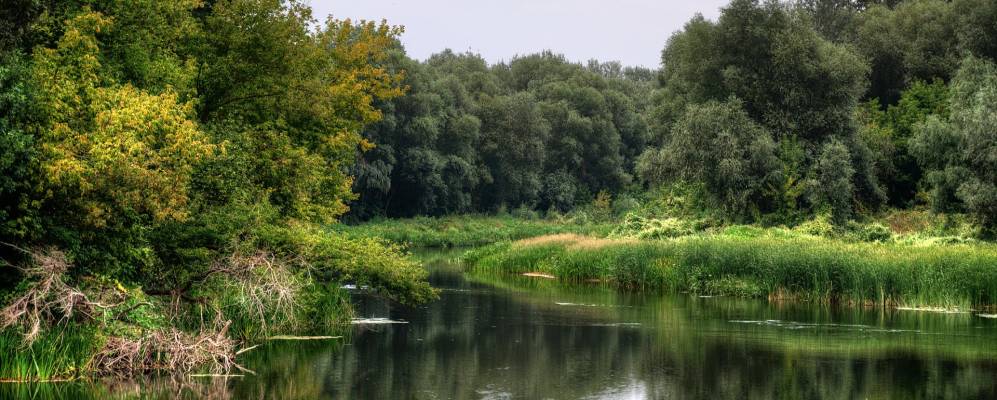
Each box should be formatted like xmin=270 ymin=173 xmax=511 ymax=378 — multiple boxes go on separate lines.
xmin=314 ymin=257 xmax=997 ymax=399
xmin=6 ymin=254 xmax=997 ymax=399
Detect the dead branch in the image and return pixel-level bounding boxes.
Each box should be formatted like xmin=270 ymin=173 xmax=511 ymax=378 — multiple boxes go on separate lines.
xmin=93 ymin=321 xmax=241 ymax=376
xmin=210 ymin=251 xmax=307 ymax=334
xmin=0 ymin=247 xmax=117 ymax=344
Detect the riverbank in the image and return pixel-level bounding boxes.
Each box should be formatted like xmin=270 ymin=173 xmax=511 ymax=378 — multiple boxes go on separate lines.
xmin=335 ymin=215 xmax=614 ymax=248
xmin=463 ymin=230 xmax=997 ymax=311
xmin=0 ymin=227 xmax=435 ymax=382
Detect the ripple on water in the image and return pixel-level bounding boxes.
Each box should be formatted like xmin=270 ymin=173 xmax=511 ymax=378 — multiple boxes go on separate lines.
xmin=351 ymin=317 xmax=409 ymax=324
xmin=729 ymin=319 xmax=921 ymax=333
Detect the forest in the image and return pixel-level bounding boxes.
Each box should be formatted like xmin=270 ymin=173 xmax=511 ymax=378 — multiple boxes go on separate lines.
xmin=349 ymin=0 xmax=997 ymax=231
xmin=2 ymin=0 xmax=997 ymax=385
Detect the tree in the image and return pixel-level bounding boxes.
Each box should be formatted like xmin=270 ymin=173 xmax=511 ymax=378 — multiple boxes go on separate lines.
xmin=813 ymin=139 xmax=856 ymax=224
xmin=858 ymin=79 xmax=949 ymax=206
xmin=654 ymin=0 xmax=879 ymax=215
xmin=948 ymin=57 xmax=997 ymax=231
xmin=0 ymin=51 xmax=40 ymax=240
xmin=350 ymin=49 xmax=651 ymax=218
xmin=911 ymin=57 xmax=997 ymax=232
xmin=477 ymin=93 xmax=549 ymax=210
xmin=638 ymin=99 xmax=780 ymax=221
xmin=351 ymin=50 xmax=484 ymax=218
xmin=853 ymin=0 xmax=960 ymax=104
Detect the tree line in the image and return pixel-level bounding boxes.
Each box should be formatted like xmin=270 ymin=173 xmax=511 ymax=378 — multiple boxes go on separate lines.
xmin=348 ymin=50 xmax=655 ymax=218
xmin=349 ymin=0 xmax=997 ymax=235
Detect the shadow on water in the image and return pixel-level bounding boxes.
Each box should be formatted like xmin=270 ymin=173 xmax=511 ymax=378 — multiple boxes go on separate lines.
xmin=5 ymin=247 xmax=997 ymax=399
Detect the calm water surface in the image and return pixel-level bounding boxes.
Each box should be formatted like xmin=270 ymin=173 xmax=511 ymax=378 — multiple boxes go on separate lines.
xmin=6 ymin=249 xmax=997 ymax=399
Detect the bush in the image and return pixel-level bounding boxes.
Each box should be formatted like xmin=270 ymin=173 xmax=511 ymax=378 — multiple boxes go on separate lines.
xmin=846 ymin=222 xmax=894 ymax=242
xmin=511 ymin=205 xmax=540 ymax=220
xmin=611 ymin=213 xmax=694 ymax=239
xmin=795 ymin=214 xmax=836 ymax=237
xmin=612 ymin=195 xmax=641 ymax=217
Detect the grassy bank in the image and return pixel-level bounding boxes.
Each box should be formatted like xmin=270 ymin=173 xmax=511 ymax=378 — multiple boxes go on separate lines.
xmin=0 ymin=326 xmax=101 ymax=382
xmin=335 ymin=215 xmax=614 ymax=248
xmin=0 ymin=225 xmax=434 ymax=381
xmin=463 ymin=231 xmax=997 ymax=311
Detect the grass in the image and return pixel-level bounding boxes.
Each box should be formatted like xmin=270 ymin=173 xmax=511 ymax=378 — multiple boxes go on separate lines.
xmin=335 ymin=214 xmax=614 ymax=248
xmin=464 ymin=231 xmax=997 ymax=311
xmin=0 ymin=325 xmax=102 ymax=382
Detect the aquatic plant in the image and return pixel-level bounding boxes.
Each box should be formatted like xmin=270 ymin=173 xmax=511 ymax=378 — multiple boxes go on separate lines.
xmin=469 ymin=233 xmax=997 ymax=310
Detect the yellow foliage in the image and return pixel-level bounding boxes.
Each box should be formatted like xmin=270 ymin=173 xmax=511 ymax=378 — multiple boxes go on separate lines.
xmin=32 ymin=10 xmax=214 ymax=227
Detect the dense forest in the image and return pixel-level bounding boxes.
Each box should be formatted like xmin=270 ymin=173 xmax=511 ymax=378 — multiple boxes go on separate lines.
xmin=349 ymin=0 xmax=997 ymax=234
xmin=1 ymin=0 xmax=997 ymax=381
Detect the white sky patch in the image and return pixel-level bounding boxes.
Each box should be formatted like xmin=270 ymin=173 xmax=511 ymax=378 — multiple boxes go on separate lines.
xmin=308 ymin=0 xmax=728 ymax=68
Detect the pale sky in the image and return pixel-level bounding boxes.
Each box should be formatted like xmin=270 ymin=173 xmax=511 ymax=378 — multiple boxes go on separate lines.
xmin=309 ymin=0 xmax=729 ymax=68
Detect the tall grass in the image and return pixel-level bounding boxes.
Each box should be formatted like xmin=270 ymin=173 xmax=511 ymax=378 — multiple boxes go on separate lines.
xmin=0 ymin=325 xmax=102 ymax=381
xmin=467 ymin=234 xmax=997 ymax=310
xmin=335 ymin=215 xmax=613 ymax=248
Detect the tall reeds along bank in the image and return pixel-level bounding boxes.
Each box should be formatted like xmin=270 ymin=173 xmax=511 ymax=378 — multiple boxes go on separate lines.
xmin=464 ymin=234 xmax=997 ymax=310
xmin=0 ymin=326 xmax=100 ymax=382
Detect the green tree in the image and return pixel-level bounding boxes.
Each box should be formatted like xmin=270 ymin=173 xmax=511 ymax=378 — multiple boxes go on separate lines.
xmin=911 ymin=57 xmax=997 ymax=232
xmin=654 ymin=0 xmax=880 ymax=215
xmin=638 ymin=99 xmax=780 ymax=221
xmin=813 ymin=138 xmax=856 ymax=224
xmin=853 ymin=0 xmax=960 ymax=104
xmin=477 ymin=92 xmax=549 ymax=210
xmin=858 ymin=79 xmax=949 ymax=206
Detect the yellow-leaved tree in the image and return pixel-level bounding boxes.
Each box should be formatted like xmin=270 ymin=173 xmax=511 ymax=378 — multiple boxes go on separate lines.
xmin=32 ymin=10 xmax=213 ymax=229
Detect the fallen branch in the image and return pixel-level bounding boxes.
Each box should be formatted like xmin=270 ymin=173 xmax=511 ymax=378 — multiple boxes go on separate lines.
xmin=189 ymin=374 xmax=245 ymax=378
xmin=0 ymin=246 xmax=119 ymax=344
xmin=93 ymin=321 xmax=241 ymax=376
xmin=267 ymin=335 xmax=343 ymax=341
xmin=235 ymin=344 xmax=261 ymax=355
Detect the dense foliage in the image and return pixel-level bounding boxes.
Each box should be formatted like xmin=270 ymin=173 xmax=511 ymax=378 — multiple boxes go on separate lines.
xmin=350 ymin=51 xmax=654 ymax=218
xmin=348 ymin=0 xmax=997 ymax=236
xmin=0 ymin=0 xmax=434 ymax=378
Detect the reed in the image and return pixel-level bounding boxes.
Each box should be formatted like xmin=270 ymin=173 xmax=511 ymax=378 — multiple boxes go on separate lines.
xmin=0 ymin=325 xmax=101 ymax=381
xmin=467 ymin=233 xmax=997 ymax=310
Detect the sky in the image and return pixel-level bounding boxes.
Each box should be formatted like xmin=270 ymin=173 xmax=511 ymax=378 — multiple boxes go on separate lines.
xmin=309 ymin=0 xmax=729 ymax=68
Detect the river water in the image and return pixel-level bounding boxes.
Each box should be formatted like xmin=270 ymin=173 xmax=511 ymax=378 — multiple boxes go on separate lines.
xmin=6 ymin=249 xmax=997 ymax=399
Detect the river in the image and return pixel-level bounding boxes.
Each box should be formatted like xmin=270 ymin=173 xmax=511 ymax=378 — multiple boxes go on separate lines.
xmin=5 ymin=249 xmax=997 ymax=399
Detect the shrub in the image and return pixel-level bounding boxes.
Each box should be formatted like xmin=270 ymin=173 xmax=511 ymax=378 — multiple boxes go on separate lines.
xmin=511 ymin=205 xmax=540 ymax=220
xmin=795 ymin=214 xmax=836 ymax=237
xmin=611 ymin=213 xmax=694 ymax=239
xmin=846 ymin=222 xmax=894 ymax=242
xmin=612 ymin=195 xmax=641 ymax=217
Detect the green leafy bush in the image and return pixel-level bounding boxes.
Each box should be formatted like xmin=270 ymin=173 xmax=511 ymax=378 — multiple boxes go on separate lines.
xmin=846 ymin=222 xmax=894 ymax=242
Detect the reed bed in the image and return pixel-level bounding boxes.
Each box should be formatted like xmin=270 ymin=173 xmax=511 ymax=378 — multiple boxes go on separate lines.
xmin=466 ymin=233 xmax=997 ymax=310
xmin=0 ymin=326 xmax=101 ymax=382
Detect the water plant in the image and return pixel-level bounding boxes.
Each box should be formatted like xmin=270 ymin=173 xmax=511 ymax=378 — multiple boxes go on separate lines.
xmin=468 ymin=233 xmax=997 ymax=311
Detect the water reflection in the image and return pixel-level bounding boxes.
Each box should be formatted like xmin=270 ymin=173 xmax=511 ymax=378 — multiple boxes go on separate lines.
xmin=4 ymin=249 xmax=997 ymax=399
